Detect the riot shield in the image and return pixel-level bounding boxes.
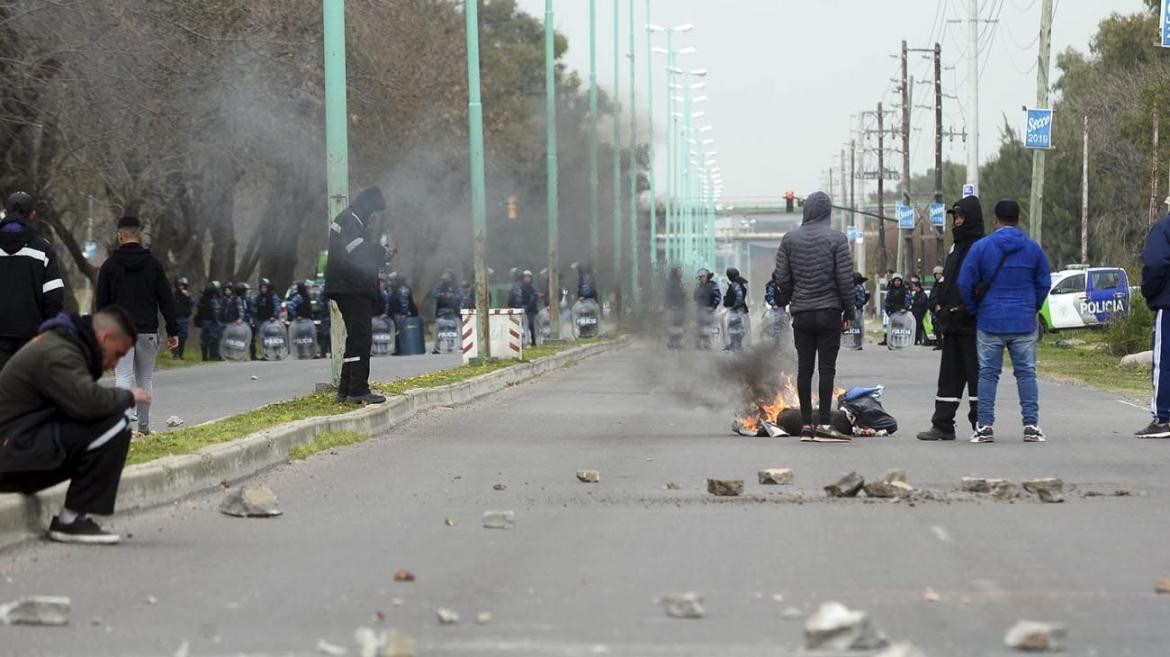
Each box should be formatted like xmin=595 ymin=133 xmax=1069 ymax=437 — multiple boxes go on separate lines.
xmin=887 ymin=310 xmax=915 ymax=350
xmin=571 ymin=299 xmax=601 ymax=339
xmin=842 ymin=313 xmax=864 ymax=350
xmin=761 ymin=306 xmax=792 ymax=350
xmin=696 ymin=309 xmax=721 ymax=350
xmin=666 ymin=308 xmax=686 ymax=350
xmin=536 ymin=307 xmax=551 ymax=345
xmin=722 ymin=309 xmax=750 ymax=352
xmin=220 ymin=322 xmax=252 ymax=362
xmin=371 ymin=316 xmax=394 ymax=357
xmin=434 ymin=315 xmax=460 ymax=354
xmin=289 ymin=317 xmax=318 ymax=359
xmin=559 ymin=302 xmax=574 ymax=341
xmin=259 ymin=320 xmax=288 ymax=361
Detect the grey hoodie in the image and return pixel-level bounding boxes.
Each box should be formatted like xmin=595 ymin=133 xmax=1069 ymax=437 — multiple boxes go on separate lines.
xmin=772 ymin=191 xmax=855 ymax=319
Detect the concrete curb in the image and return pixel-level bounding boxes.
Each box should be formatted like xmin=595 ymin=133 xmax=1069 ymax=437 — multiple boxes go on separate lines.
xmin=0 ymin=338 xmax=626 ymax=550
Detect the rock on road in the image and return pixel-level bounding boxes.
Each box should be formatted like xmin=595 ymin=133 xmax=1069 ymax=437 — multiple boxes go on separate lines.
xmin=2 ymin=342 xmax=1169 ymax=656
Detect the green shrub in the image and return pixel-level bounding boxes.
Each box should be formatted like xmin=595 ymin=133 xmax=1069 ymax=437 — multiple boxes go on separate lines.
xmin=1103 ymin=299 xmax=1153 ymax=357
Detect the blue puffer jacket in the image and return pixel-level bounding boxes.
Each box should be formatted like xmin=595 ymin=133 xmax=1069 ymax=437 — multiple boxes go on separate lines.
xmin=958 ymin=226 xmax=1051 ymax=334
xmin=1141 ymin=214 xmax=1170 ymax=309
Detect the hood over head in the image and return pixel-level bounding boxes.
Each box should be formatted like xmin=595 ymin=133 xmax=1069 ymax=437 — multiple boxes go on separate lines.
xmin=38 ymin=312 xmax=102 ymax=379
xmin=801 ymin=191 xmax=833 ymax=226
xmin=949 ymin=195 xmax=985 ymax=244
xmin=350 ymin=186 xmax=386 ymax=221
xmin=110 ymin=242 xmax=153 ymax=272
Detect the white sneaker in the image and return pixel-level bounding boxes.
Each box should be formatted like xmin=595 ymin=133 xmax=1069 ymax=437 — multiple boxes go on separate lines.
xmin=969 ymin=425 xmax=995 ymax=443
xmin=1023 ymin=425 xmax=1047 ymax=442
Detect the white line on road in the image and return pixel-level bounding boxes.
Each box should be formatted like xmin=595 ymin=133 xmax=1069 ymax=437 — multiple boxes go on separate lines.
xmin=1117 ymin=399 xmax=1148 ymax=411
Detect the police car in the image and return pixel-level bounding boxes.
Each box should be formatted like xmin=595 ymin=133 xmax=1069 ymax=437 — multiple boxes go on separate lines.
xmin=1039 ymin=265 xmax=1130 ymax=333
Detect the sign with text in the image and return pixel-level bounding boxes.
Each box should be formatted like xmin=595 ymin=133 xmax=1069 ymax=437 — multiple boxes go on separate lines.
xmin=896 ymin=201 xmax=915 ymax=230
xmin=929 ymin=202 xmax=945 ymax=228
xmin=1025 ymin=107 xmax=1053 ymax=149
xmin=963 ymin=183 xmax=976 ymax=198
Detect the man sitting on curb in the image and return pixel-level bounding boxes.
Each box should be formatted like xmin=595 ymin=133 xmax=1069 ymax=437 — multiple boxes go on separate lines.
xmin=0 ymin=307 xmax=148 ymax=544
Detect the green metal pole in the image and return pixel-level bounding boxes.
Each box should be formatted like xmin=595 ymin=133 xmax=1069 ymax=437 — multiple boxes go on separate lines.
xmin=627 ymin=0 xmax=639 ymax=305
xmin=611 ymin=0 xmax=623 ymax=320
xmin=323 ymin=0 xmax=349 ymax=385
xmin=644 ymin=4 xmax=657 ymax=279
xmin=589 ymin=0 xmax=600 ymax=270
xmin=465 ymin=0 xmax=491 ymax=357
xmin=682 ymin=74 xmax=692 ymax=272
xmin=664 ymin=32 xmax=674 ymax=267
xmin=545 ymin=0 xmax=560 ymax=340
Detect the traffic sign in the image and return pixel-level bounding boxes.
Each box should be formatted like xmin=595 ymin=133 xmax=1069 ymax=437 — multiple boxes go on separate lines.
xmin=1162 ymin=1 xmax=1170 ymax=47
xmin=962 ymin=183 xmax=976 ymax=198
xmin=1025 ymin=107 xmax=1053 ymax=149
xmin=929 ymin=202 xmax=945 ymax=228
xmin=896 ymin=201 xmax=915 ymax=230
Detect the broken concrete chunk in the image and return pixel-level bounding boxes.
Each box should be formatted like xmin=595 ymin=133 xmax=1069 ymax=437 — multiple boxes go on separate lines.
xmin=576 ymin=469 xmax=600 ymax=483
xmin=436 ymin=608 xmax=459 ymax=625
xmin=875 ymin=641 xmax=928 ymax=657
xmin=706 ymin=479 xmax=744 ymax=496
xmin=165 ymin=416 xmax=184 ymax=428
xmin=824 ymin=472 xmax=865 ymax=498
xmin=0 ymin=596 xmax=71 ymax=626
xmin=218 ymin=484 xmax=282 ymax=517
xmin=864 ymin=480 xmax=914 ymax=498
xmin=880 ymin=469 xmax=906 ymax=484
xmin=961 ymin=477 xmax=1014 ymax=495
xmin=1004 ymin=620 xmax=1066 ymax=652
xmin=660 ymin=592 xmax=704 ymax=619
xmin=758 ymin=468 xmax=794 ymax=485
xmin=804 ymin=601 xmax=889 ymax=651
xmin=1022 ymin=478 xmax=1065 ymax=503
xmin=482 ymin=510 xmax=516 ymax=529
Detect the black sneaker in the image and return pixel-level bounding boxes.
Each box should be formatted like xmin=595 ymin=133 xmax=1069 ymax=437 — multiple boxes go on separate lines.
xmin=47 ymin=516 xmax=120 ymax=545
xmin=1136 ymin=421 xmax=1170 ymax=439
xmin=969 ymin=425 xmax=995 ymax=443
xmin=346 ymin=393 xmax=387 ymax=405
xmin=916 ymin=427 xmax=957 ymax=441
xmin=1023 ymin=425 xmax=1047 ymax=443
xmin=813 ymin=425 xmax=852 ymax=443
xmin=799 ymin=425 xmax=816 ymax=443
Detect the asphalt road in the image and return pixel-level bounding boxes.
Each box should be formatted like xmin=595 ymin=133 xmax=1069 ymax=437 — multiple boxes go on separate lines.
xmin=130 ymin=353 xmax=463 ymax=430
xmin=3 ymin=340 xmax=1169 ymax=656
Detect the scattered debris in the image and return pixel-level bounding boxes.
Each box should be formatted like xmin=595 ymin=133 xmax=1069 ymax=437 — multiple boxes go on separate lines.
xmin=165 ymin=416 xmax=184 ymax=428
xmin=921 ymin=588 xmax=941 ymax=602
xmin=444 ymin=517 xmax=456 ymax=527
xmin=250 ymin=375 xmax=260 ymax=381
xmin=660 ymin=592 xmax=704 ymax=619
xmin=392 ymin=570 xmax=415 ymax=583
xmin=1156 ymin=578 xmax=1170 ymax=594
xmin=758 ymin=468 xmax=794 ymax=485
xmin=961 ymin=477 xmax=1016 ymax=497
xmin=824 ymin=472 xmax=865 ymax=498
xmin=771 ymin=593 xmax=785 ymax=603
xmin=146 ymin=595 xmax=158 ymax=605
xmin=780 ymin=606 xmax=803 ymax=620
xmin=353 ymin=627 xmax=415 ymax=657
xmin=706 ymin=479 xmax=744 ymax=497
xmin=475 ymin=612 xmax=492 ymax=625
xmin=576 ymin=469 xmax=601 ymax=483
xmin=492 ymin=483 xmax=507 ymax=491
xmin=875 ymin=641 xmax=928 ymax=657
xmin=1004 ymin=620 xmax=1066 ymax=652
xmin=864 ymin=471 xmax=914 ymax=498
xmin=483 ymin=510 xmax=516 ymax=529
xmin=436 ymin=608 xmax=459 ymax=625
xmin=1022 ymin=478 xmax=1065 ymax=503
xmin=316 ymin=638 xmax=348 ymax=656
xmin=664 ymin=482 xmax=682 ymax=490
xmin=391 ymin=598 xmax=404 ymax=607
xmin=218 ymin=484 xmax=282 ymax=517
xmin=803 ymin=601 xmax=889 ymax=651
xmin=0 ymin=596 xmax=71 ymax=626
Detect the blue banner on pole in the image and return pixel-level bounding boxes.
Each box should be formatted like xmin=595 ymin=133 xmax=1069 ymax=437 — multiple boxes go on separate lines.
xmin=929 ymin=202 xmax=945 ymax=228
xmin=1162 ymin=0 xmax=1170 ymax=47
xmin=896 ymin=201 xmax=915 ymax=230
xmin=1025 ymin=108 xmax=1053 ymax=149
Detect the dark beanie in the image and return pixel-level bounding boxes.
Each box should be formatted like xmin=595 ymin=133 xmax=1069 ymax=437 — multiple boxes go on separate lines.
xmin=117 ymin=216 xmax=142 ymax=229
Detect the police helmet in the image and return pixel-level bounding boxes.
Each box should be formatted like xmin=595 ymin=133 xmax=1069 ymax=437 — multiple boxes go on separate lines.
xmin=176 ymin=277 xmax=189 ymax=287
xmin=4 ymin=191 xmax=33 ymax=215
xmin=725 ymin=267 xmax=740 ymax=281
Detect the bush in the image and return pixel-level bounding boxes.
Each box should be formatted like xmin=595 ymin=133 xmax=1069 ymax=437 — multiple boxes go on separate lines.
xmin=1103 ymin=299 xmax=1153 ymax=357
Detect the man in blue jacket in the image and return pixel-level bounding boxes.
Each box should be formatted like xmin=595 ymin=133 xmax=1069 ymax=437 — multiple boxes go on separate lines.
xmin=958 ymin=199 xmax=1051 ymax=444
xmin=1138 ymin=211 xmax=1170 ymax=438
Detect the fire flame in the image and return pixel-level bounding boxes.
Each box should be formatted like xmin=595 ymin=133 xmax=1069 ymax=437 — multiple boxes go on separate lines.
xmin=736 ymin=378 xmax=847 ymax=435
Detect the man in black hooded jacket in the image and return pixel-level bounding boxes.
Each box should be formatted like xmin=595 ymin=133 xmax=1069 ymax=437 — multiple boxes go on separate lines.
xmin=0 ymin=192 xmax=65 ymax=372
xmin=916 ymin=195 xmax=985 ymax=441
xmin=324 ymin=186 xmax=392 ymax=405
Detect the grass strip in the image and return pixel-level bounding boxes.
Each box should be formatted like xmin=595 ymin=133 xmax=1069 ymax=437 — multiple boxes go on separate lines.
xmin=1037 ymin=330 xmax=1149 ymax=401
xmin=288 ymin=430 xmax=368 ymax=461
xmin=127 ymin=337 xmax=606 ymax=466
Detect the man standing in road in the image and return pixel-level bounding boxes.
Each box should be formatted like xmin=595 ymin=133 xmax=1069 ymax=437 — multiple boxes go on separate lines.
xmin=772 ymin=191 xmax=854 ymax=443
xmin=324 ymin=186 xmax=392 ymax=405
xmin=916 ymin=196 xmax=985 ymax=441
xmin=1137 ymin=208 xmax=1170 ymax=438
xmin=958 ymin=199 xmax=1051 ymax=444
xmin=95 ymin=217 xmax=178 ymax=436
xmin=0 ymin=307 xmax=147 ymax=544
xmin=172 ymin=277 xmax=196 ymax=360
xmin=0 ymin=192 xmax=65 ymax=372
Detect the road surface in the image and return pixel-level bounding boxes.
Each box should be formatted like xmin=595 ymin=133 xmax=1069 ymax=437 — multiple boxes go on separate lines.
xmin=3 ymin=341 xmax=1168 ymax=656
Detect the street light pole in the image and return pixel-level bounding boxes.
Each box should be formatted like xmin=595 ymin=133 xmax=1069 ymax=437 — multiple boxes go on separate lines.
xmin=589 ymin=0 xmax=600 ymax=271
xmin=628 ymin=0 xmax=639 ymax=305
xmin=612 ymin=0 xmax=623 ymax=321
xmin=323 ymin=0 xmax=350 ymax=384
xmin=544 ymin=0 xmax=560 ymax=340
xmin=645 ymin=6 xmax=657 ymax=279
xmin=465 ymin=0 xmax=490 ymax=357
xmin=664 ymin=31 xmax=675 ymax=267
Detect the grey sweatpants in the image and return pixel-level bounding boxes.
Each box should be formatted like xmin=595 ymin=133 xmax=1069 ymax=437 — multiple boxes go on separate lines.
xmin=115 ymin=333 xmax=158 ymax=431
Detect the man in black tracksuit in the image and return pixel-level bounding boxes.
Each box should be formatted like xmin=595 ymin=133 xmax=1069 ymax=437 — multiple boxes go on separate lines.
xmin=324 ymin=186 xmax=390 ymax=405
xmin=0 ymin=192 xmax=65 ymax=372
xmin=916 ymin=195 xmax=985 ymax=441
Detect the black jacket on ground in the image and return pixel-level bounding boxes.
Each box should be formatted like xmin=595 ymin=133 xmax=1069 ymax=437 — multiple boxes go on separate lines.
xmin=0 ymin=216 xmax=65 ymax=340
xmin=772 ymin=192 xmax=855 ymax=321
xmin=324 ymin=187 xmax=386 ymax=301
xmin=96 ymin=243 xmax=178 ymax=335
xmin=933 ymin=195 xmax=986 ymax=335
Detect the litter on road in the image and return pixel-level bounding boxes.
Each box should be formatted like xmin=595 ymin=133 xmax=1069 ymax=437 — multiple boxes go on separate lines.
xmin=218 ymin=484 xmax=282 ymax=518
xmin=758 ymin=468 xmax=794 ymax=485
xmin=1022 ymin=478 xmax=1065 ymax=503
xmin=804 ymin=601 xmax=889 ymax=651
xmin=1004 ymin=620 xmax=1066 ymax=652
xmin=576 ymin=469 xmax=600 ymax=483
xmin=483 ymin=510 xmax=516 ymax=529
xmin=0 ymin=596 xmax=71 ymax=626
xmin=660 ymin=592 xmax=705 ymax=619
xmin=824 ymin=471 xmax=865 ymax=497
xmin=706 ymin=478 xmax=744 ymax=496
xmin=436 ymin=607 xmax=460 ymax=625
xmin=392 ymin=569 xmax=415 ymax=582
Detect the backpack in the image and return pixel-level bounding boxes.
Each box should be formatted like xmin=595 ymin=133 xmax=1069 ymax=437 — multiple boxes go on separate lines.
xmin=838 ymin=386 xmax=898 ymax=436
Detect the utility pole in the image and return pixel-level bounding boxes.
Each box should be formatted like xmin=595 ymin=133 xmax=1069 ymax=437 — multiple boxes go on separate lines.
xmin=644 ymin=8 xmax=658 ymax=278
xmin=1151 ymin=105 xmax=1161 ymax=226
xmin=839 ymin=148 xmax=847 ymax=234
xmin=933 ymin=42 xmax=944 ymax=265
xmin=967 ymin=0 xmax=980 ymax=195
xmin=612 ymin=0 xmax=623 ymax=320
xmin=850 ymin=138 xmax=863 ymax=278
xmin=627 ymin=0 xmax=639 ymax=305
xmin=465 ymin=0 xmax=491 ymax=356
xmin=323 ymin=0 xmax=350 ymax=383
xmin=877 ymin=102 xmax=888 ymax=277
xmin=589 ymin=0 xmax=600 ymax=269
xmin=1029 ymin=0 xmax=1053 ymax=245
xmin=544 ymin=0 xmax=560 ymax=339
xmin=1081 ymin=114 xmax=1089 ymax=266
xmin=900 ymin=40 xmax=912 ymax=276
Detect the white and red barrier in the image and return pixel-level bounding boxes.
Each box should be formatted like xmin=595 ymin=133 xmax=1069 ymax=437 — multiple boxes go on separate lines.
xmin=460 ymin=309 xmax=524 ymax=363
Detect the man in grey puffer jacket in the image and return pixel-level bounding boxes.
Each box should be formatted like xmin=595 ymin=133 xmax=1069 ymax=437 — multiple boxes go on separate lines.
xmin=773 ymin=191 xmax=855 ymax=442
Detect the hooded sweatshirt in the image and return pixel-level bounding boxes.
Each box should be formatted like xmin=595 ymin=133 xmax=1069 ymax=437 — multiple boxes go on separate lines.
xmin=931 ymin=195 xmax=985 ymax=335
xmin=0 ymin=215 xmax=65 ymax=340
xmin=324 ymin=186 xmax=386 ymax=300
xmin=96 ymin=242 xmax=179 ymax=335
xmin=958 ymin=222 xmax=1051 ymax=335
xmin=772 ymin=191 xmax=855 ymax=319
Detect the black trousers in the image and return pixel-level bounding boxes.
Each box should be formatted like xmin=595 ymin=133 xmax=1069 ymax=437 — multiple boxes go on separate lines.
xmin=334 ymin=294 xmax=373 ymax=398
xmin=930 ymin=332 xmax=979 ymax=433
xmin=0 ymin=414 xmax=132 ymax=516
xmin=792 ymin=309 xmax=843 ymax=426
xmin=0 ymin=337 xmax=30 ymax=374
xmin=174 ymin=317 xmax=190 ymax=359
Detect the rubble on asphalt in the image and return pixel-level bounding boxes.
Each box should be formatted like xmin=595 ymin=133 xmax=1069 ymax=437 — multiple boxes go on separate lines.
xmin=664 ymin=482 xmax=682 ymax=490
xmin=1022 ymin=478 xmax=1065 ymax=503
xmin=1004 ymin=620 xmax=1065 ymax=652
xmin=961 ymin=477 xmax=1017 ymax=498
xmin=482 ymin=510 xmax=516 ymax=529
xmin=436 ymin=608 xmax=459 ymax=625
xmin=660 ymin=592 xmax=705 ymax=619
xmin=803 ymin=601 xmax=889 ymax=651
xmin=875 ymin=641 xmax=928 ymax=657
xmin=824 ymin=472 xmax=865 ymax=498
xmin=492 ymin=483 xmax=507 ymax=491
xmin=758 ymin=468 xmax=794 ymax=485
xmin=0 ymin=596 xmax=71 ymax=626
xmin=864 ymin=470 xmax=914 ymax=498
xmin=475 ymin=611 xmax=492 ymax=625
xmin=576 ymin=469 xmax=600 ymax=483
xmin=392 ymin=570 xmax=415 ymax=582
xmin=165 ymin=415 xmax=184 ymax=427
xmin=706 ymin=479 xmax=744 ymax=496
xmin=218 ymin=484 xmax=282 ymax=517
xmin=354 ymin=627 xmax=415 ymax=657
xmin=1156 ymin=578 xmax=1170 ymax=594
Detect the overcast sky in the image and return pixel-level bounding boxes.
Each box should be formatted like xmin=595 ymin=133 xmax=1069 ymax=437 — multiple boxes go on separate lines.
xmin=514 ymin=0 xmax=1146 ymax=203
